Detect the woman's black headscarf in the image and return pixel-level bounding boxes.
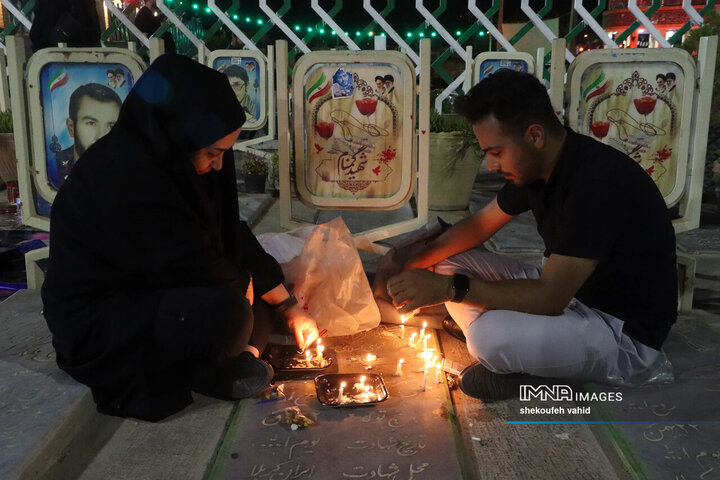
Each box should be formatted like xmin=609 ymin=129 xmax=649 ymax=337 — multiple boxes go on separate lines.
xmin=43 ymin=53 xmax=283 ymax=351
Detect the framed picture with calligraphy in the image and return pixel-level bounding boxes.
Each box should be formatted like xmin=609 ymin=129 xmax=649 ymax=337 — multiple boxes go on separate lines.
xmin=208 ymin=50 xmax=267 ymax=132
xmin=25 ymin=48 xmax=145 ymax=207
xmin=567 ymin=48 xmax=695 ymax=207
xmin=292 ymin=51 xmax=415 ymax=209
xmin=473 ymin=51 xmax=535 ymax=84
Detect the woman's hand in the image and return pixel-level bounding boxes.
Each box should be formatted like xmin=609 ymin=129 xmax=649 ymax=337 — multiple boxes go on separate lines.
xmin=285 ymin=306 xmax=319 ymax=351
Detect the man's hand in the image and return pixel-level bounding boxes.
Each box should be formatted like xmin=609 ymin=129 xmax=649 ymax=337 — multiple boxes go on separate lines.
xmin=387 ymin=269 xmax=453 ymax=314
xmin=285 ymin=307 xmax=319 ymax=351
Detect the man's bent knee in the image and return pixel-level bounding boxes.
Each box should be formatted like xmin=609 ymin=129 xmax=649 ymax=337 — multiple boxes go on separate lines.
xmin=465 ymin=310 xmax=516 ymax=373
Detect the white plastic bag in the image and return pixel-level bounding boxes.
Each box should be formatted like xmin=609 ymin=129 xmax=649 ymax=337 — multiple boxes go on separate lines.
xmin=258 ymin=217 xmax=380 ymax=336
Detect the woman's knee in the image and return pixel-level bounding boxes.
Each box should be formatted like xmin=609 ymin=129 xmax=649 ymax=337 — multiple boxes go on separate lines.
xmin=155 ymin=285 xmax=253 ymax=361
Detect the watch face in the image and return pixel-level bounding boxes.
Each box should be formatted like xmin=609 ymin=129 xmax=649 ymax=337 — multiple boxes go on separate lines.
xmin=453 ymin=274 xmax=470 ymax=302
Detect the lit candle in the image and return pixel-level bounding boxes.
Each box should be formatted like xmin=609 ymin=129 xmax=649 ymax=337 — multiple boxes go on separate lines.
xmin=316 ymin=345 xmax=324 ymax=364
xmin=420 ymin=321 xmax=427 ymax=339
xmin=422 ymin=363 xmax=428 ymax=391
xmin=360 ymin=375 xmax=366 ymax=388
xmin=400 ymin=315 xmax=407 ymax=339
xmin=305 ymin=350 xmax=312 ymax=366
xmin=338 ymin=381 xmax=346 ymax=403
xmin=435 ymin=359 xmax=441 ymax=383
xmin=363 ymin=385 xmax=375 ymax=402
xmin=365 ymin=353 xmax=377 ymax=362
xmin=423 ymin=334 xmax=430 ymax=352
xmin=409 ymin=332 xmax=417 ymax=348
xmin=394 ymin=359 xmax=404 ymax=376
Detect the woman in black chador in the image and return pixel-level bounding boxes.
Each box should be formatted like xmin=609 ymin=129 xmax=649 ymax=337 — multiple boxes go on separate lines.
xmin=42 ymin=55 xmax=318 ymax=422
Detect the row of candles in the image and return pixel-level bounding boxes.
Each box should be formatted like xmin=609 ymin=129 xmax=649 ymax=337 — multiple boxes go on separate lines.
xmin=395 ymin=316 xmax=444 ymax=391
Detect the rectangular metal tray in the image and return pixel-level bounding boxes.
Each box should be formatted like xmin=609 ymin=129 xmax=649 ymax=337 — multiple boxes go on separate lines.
xmin=314 ymin=373 xmax=389 ymax=407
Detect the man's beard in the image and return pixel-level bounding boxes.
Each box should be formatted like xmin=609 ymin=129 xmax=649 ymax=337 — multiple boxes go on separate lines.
xmin=74 ymin=142 xmax=87 ymax=159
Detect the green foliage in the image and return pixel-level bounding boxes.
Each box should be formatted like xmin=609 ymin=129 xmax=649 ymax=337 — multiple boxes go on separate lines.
xmin=241 ymin=153 xmax=268 ymax=175
xmin=0 ymin=110 xmax=13 ymax=134
xmin=680 ymin=10 xmax=720 ymax=125
xmin=429 ymin=109 xmax=483 ymax=161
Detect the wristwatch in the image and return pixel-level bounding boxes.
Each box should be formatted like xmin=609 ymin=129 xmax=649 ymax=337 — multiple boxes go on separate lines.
xmin=451 ymin=274 xmax=470 ymax=303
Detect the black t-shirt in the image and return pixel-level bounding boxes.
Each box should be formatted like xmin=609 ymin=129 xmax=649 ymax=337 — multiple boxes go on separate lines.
xmin=496 ymin=128 xmax=677 ymax=350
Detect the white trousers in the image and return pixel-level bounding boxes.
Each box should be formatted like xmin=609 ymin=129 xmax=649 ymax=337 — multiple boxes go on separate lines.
xmin=435 ymin=249 xmax=666 ymax=386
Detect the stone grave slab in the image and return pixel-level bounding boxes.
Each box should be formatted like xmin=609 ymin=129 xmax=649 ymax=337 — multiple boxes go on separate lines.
xmin=210 ymin=324 xmax=468 ymax=479
xmin=584 ymin=312 xmax=720 ymax=479
xmin=0 ymin=290 xmax=90 ymax=480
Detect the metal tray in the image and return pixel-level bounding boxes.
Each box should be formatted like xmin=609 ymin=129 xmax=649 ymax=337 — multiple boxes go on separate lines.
xmin=266 ymin=344 xmax=334 ymax=372
xmin=314 ymin=373 xmax=389 ymax=407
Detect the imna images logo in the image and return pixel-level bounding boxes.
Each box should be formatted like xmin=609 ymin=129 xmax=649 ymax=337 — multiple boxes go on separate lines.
xmin=519 ymin=384 xmax=623 ymax=402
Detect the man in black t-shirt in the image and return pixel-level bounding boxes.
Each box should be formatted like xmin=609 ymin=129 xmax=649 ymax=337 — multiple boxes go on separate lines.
xmin=386 ymin=70 xmax=677 ymax=400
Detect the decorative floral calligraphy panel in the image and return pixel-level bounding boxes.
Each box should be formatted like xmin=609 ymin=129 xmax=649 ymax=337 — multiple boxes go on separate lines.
xmin=303 ymin=63 xmax=404 ymax=199
xmin=579 ymin=62 xmax=685 ymax=198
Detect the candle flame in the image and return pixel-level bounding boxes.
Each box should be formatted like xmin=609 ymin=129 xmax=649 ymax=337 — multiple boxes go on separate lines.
xmin=400 ymin=314 xmax=408 ymax=324
xmin=398 ymin=359 xmax=404 ymax=364
xmin=410 ymin=332 xmax=417 ymax=338
xmin=360 ymin=376 xmax=366 ymax=383
xmin=305 ymin=351 xmax=312 ymax=359
xmin=364 ymin=385 xmax=370 ymax=393
xmin=422 ymin=321 xmax=427 ymax=328
xmin=318 ymin=345 xmax=324 ymax=353
xmin=340 ymin=381 xmax=346 ymax=388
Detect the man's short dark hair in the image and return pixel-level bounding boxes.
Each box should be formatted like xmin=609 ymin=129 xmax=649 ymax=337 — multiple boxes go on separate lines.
xmin=665 ymin=72 xmax=676 ymax=81
xmin=375 ymin=75 xmax=384 ymax=83
xmin=106 ymin=69 xmax=114 ymax=76
xmin=383 ymin=74 xmax=394 ymax=83
xmin=224 ymin=65 xmax=249 ymax=83
xmin=68 ymin=83 xmax=122 ymax=123
xmin=114 ymin=68 xmax=125 ymax=77
xmin=656 ymin=73 xmax=666 ymax=81
xmin=454 ymin=70 xmax=563 ymax=138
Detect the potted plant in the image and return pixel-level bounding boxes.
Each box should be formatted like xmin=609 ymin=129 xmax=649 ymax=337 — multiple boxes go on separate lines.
xmin=428 ymin=109 xmax=484 ymax=210
xmin=0 ymin=110 xmax=18 ymax=203
xmin=241 ymin=152 xmax=269 ymax=193
xmin=269 ymin=150 xmax=280 ymax=197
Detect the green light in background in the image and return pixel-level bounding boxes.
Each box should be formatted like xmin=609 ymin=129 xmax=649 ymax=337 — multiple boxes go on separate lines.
xmin=307 ymin=27 xmax=313 ymax=32
xmin=479 ymin=31 xmax=485 ymax=36
xmin=192 ymin=4 xmax=199 ymax=10
xmin=368 ymin=31 xmax=373 ymax=37
xmin=431 ymin=32 xmax=436 ymax=37
xmin=355 ymin=31 xmax=361 ymax=36
xmin=419 ymin=32 xmax=424 ymax=37
xmin=294 ymin=25 xmax=300 ymax=31
xmin=257 ymin=19 xmax=263 ymax=24
xmin=232 ymin=15 xmax=238 ymax=20
xmin=406 ymin=32 xmax=412 ymax=38
xmin=246 ymin=17 xmax=251 ymax=22
xmin=205 ymin=7 xmax=211 ymax=13
xmin=455 ymin=30 xmax=461 ymax=36
xmin=331 ymin=31 xmax=336 ymax=35
xmin=319 ymin=29 xmax=325 ymax=34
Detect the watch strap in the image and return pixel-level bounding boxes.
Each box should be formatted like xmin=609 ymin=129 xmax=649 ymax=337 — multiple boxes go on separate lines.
xmin=274 ymin=294 xmax=298 ymax=314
